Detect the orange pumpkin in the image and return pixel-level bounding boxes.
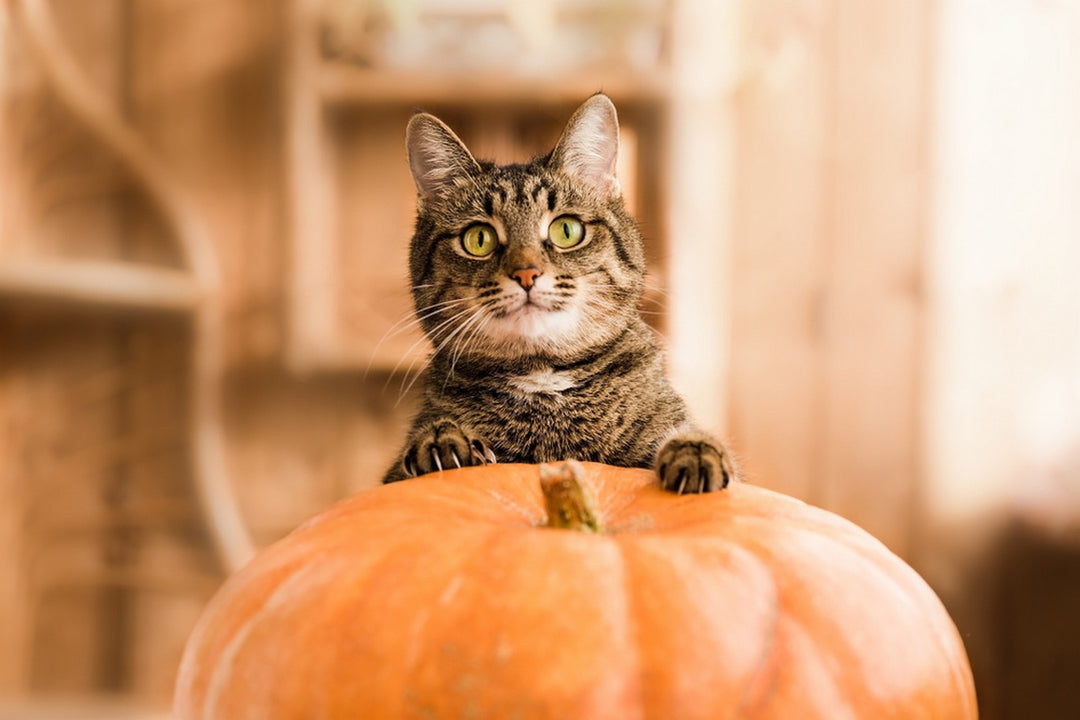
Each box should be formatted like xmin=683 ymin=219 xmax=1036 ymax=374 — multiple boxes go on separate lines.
xmin=174 ymin=462 xmax=977 ymax=719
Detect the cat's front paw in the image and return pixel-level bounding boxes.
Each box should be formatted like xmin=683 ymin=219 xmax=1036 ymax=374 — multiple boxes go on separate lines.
xmin=655 ymin=432 xmax=735 ymax=494
xmin=399 ymin=419 xmax=497 ymax=479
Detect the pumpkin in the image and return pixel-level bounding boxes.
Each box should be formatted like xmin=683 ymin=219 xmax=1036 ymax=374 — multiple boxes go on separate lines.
xmin=174 ymin=462 xmax=977 ymax=719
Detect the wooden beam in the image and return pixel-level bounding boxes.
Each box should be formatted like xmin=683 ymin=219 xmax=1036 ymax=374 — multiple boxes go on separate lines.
xmin=0 ymin=259 xmax=199 ymax=312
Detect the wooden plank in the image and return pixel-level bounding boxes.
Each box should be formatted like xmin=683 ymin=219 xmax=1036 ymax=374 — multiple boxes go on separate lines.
xmin=286 ymin=0 xmax=339 ymax=370
xmin=664 ymin=0 xmax=738 ymax=434
xmin=818 ymin=0 xmax=932 ymax=557
xmin=924 ymin=0 xmax=1080 ymax=534
xmin=7 ymin=313 xmax=129 ymax=695
xmin=125 ymin=0 xmax=280 ymax=701
xmin=728 ymin=0 xmax=832 ymax=500
xmin=125 ymin=318 xmax=215 ymax=703
xmin=728 ymin=0 xmax=931 ymax=560
xmin=0 ymin=698 xmax=170 ymax=719
xmin=1 ymin=0 xmax=132 ymax=696
xmin=0 ymin=316 xmax=30 ymax=693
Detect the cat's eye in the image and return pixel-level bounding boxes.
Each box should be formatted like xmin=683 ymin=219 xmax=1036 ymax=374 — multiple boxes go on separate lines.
xmin=547 ymin=216 xmax=586 ymax=250
xmin=461 ymin=223 xmax=498 ymax=257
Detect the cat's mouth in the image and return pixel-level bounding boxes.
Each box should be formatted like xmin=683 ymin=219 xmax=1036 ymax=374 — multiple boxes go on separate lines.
xmin=499 ymin=287 xmax=556 ymax=315
xmin=482 ymin=290 xmax=578 ymax=344
xmin=499 ymin=298 xmax=551 ymax=325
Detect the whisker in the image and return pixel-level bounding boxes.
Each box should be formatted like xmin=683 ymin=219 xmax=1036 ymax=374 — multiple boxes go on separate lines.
xmin=642 ymin=281 xmax=672 ymax=298
xmin=396 ymin=302 xmax=486 ymax=400
xmin=364 ymin=296 xmax=474 ymax=378
xmin=384 ymin=304 xmax=476 ymax=395
xmin=402 ymin=306 xmax=486 ymax=400
xmin=445 ymin=309 xmax=493 ymax=386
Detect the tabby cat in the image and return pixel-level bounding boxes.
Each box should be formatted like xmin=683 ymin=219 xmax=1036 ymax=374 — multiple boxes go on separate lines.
xmin=383 ymin=94 xmax=735 ymax=494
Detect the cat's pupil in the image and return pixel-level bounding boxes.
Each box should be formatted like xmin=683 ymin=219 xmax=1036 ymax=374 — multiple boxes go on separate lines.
xmin=561 ymin=223 xmax=570 ymax=240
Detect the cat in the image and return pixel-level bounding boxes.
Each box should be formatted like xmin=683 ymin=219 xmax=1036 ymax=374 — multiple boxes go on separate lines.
xmin=382 ymin=93 xmax=735 ymax=494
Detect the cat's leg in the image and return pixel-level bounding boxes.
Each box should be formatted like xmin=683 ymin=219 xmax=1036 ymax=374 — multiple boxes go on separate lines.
xmin=654 ymin=427 xmax=736 ymax=494
xmin=385 ymin=418 xmax=497 ymax=483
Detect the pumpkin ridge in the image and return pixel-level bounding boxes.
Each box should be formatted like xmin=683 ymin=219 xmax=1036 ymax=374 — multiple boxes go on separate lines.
xmin=823 ymin=532 xmax=979 ymax=717
xmin=397 ymin=524 xmax=519 ymax=706
xmin=752 ymin=510 xmax=977 ymax=715
xmin=735 ymin=554 xmax=784 ymax=715
xmin=730 ymin=534 xmax=869 ymax=717
xmin=733 ymin=525 xmax=971 ymax=716
xmin=173 ymin=535 xmax=326 ymax=717
xmin=612 ymin=536 xmax=649 ymax=720
xmin=199 ymin=559 xmax=326 ymax=716
xmin=402 ymin=525 xmax=639 ymax=716
xmin=616 ymin=534 xmax=778 ymax=718
xmin=321 ymin=512 xmax=519 ymax=716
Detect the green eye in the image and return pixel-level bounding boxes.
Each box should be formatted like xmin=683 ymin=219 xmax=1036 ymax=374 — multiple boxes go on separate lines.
xmin=462 ymin=223 xmax=498 ymax=257
xmin=548 ymin=216 xmax=585 ymax=249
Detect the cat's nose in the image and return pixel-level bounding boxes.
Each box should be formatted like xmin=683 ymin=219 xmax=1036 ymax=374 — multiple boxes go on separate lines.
xmin=510 ymin=266 xmax=541 ymax=290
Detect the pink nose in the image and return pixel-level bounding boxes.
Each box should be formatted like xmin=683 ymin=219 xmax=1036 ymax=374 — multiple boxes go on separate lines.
xmin=510 ymin=267 xmax=541 ymax=290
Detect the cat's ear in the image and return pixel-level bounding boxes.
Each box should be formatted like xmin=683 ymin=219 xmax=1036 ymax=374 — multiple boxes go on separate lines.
xmin=549 ymin=94 xmax=620 ymax=197
xmin=406 ymin=113 xmax=481 ymax=201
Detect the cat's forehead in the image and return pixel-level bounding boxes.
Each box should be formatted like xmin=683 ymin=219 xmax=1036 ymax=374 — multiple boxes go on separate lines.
xmin=486 ymin=162 xmax=549 ymax=198
xmin=476 ymin=162 xmax=576 ymax=214
xmin=426 ymin=158 xmax=582 ymax=224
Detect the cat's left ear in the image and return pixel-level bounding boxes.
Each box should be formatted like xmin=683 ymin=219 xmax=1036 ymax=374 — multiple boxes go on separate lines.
xmin=549 ymin=93 xmax=620 ymax=197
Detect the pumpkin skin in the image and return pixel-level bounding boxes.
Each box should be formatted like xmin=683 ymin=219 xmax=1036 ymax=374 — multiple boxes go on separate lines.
xmin=174 ymin=463 xmax=977 ymax=719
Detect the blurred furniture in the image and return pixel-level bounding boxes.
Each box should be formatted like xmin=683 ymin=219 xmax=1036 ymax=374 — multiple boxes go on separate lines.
xmin=2 ymin=0 xmax=714 ymax=711
xmin=0 ymin=0 xmax=251 ymax=711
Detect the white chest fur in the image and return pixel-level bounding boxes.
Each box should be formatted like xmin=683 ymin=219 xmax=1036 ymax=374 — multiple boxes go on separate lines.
xmin=508 ymin=367 xmax=577 ymax=395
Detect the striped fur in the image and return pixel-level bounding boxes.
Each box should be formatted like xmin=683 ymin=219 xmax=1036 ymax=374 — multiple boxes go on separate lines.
xmin=385 ymin=95 xmax=735 ymax=493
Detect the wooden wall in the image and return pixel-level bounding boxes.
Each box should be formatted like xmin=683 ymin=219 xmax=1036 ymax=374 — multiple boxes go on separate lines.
xmin=0 ymin=0 xmax=940 ymax=706
xmin=728 ymin=0 xmax=932 ymax=559
xmin=3 ymin=0 xmax=1078 ymax=717
xmin=0 ymin=0 xmax=218 ymax=702
xmin=0 ymin=0 xmax=424 ymax=706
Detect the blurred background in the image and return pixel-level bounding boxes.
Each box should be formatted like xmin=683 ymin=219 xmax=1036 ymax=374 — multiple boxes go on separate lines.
xmin=1 ymin=0 xmax=1078 ymax=717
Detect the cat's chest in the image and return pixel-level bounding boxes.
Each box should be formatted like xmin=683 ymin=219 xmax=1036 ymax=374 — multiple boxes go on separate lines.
xmin=506 ymin=367 xmax=578 ymax=397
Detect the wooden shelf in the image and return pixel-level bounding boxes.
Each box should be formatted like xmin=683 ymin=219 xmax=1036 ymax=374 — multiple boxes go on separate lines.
xmin=318 ymin=63 xmax=672 ymax=107
xmin=0 ymin=697 xmax=170 ymax=719
xmin=0 ymin=259 xmax=200 ymax=312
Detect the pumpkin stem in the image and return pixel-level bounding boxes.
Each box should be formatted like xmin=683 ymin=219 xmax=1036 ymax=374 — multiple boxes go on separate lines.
xmin=540 ymin=460 xmax=601 ymax=533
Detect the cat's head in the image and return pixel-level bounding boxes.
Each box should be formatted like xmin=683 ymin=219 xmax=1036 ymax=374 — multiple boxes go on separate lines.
xmin=405 ymin=94 xmax=646 ymax=365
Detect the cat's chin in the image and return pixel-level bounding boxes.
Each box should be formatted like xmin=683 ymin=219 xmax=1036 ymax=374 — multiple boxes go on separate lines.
xmin=482 ymin=305 xmax=581 ymax=350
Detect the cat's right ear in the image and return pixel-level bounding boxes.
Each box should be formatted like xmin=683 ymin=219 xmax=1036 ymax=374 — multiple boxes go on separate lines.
xmin=406 ymin=113 xmax=480 ymax=203
xmin=548 ymin=94 xmax=621 ymax=197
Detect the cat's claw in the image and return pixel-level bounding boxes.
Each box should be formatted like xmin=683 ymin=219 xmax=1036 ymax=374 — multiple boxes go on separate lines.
xmin=400 ymin=420 xmax=495 ymax=478
xmin=468 ymin=439 xmax=496 ymax=465
xmin=655 ymin=432 xmax=735 ymax=494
